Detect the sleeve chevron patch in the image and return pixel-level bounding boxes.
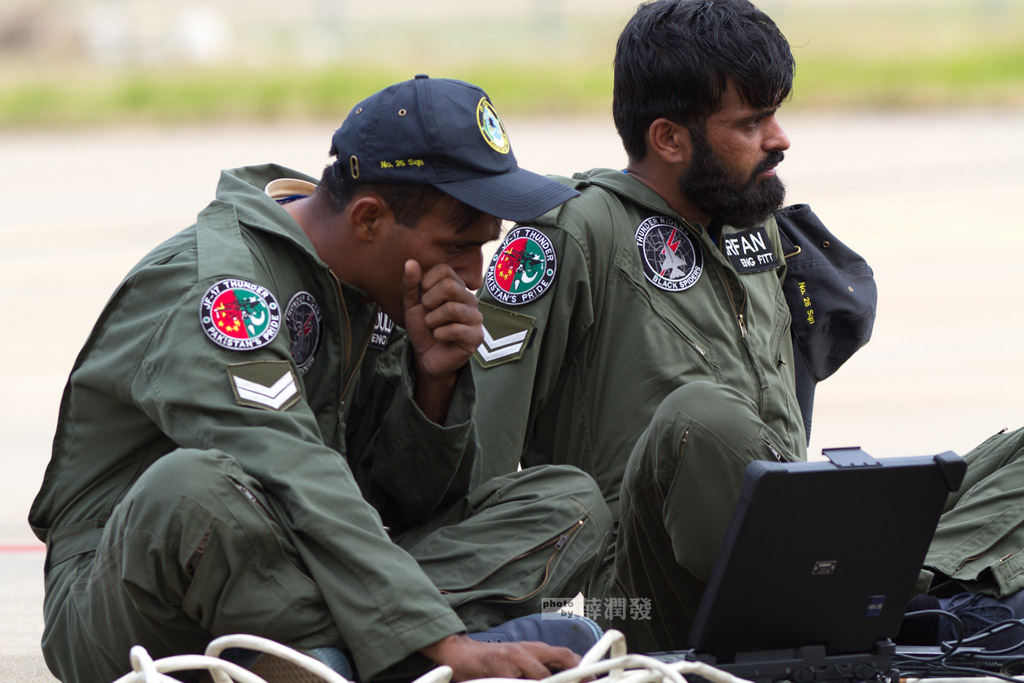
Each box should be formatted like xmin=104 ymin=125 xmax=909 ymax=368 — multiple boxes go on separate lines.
xmin=227 ymin=360 xmax=302 ymax=411
xmin=474 ymin=301 xmax=536 ymax=369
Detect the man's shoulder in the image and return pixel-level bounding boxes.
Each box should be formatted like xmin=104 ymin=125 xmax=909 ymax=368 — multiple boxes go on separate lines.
xmin=528 ymin=168 xmax=636 ymax=233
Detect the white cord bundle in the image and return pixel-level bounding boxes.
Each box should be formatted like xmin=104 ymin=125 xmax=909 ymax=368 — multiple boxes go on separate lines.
xmin=112 ymin=629 xmax=754 ymax=683
xmin=112 ymin=634 xmax=356 ymax=683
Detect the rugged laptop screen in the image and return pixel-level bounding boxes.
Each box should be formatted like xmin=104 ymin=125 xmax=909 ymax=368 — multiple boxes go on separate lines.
xmin=687 ymin=450 xmax=966 ymax=662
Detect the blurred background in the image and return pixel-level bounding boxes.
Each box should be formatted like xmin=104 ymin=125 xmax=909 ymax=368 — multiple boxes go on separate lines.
xmin=2 ymin=1 xmax=1023 ymax=680
xmin=1 ymin=0 xmax=1022 ymax=124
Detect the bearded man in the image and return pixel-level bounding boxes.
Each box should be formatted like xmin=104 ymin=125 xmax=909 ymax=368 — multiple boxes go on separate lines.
xmin=472 ymin=0 xmax=810 ymax=652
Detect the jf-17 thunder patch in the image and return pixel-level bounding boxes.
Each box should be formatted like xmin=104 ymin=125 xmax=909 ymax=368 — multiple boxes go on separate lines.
xmin=484 ymin=226 xmax=557 ymax=306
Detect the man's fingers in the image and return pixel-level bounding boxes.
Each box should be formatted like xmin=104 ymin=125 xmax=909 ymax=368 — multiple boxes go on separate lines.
xmin=521 ymin=643 xmax=581 ymax=676
xmin=422 ymin=299 xmax=482 ymax=330
xmin=424 ymin=635 xmax=580 ymax=682
xmin=419 ymin=272 xmax=475 ymax=313
xmin=402 ymin=259 xmax=424 ymax=314
xmin=418 ymin=262 xmax=467 ymax=292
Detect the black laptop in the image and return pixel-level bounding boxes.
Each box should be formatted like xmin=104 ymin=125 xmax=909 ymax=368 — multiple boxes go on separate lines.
xmin=652 ymin=448 xmax=967 ymax=683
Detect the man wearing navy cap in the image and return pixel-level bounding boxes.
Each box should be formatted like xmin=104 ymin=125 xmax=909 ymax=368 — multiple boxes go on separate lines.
xmin=30 ymin=75 xmax=611 ymax=682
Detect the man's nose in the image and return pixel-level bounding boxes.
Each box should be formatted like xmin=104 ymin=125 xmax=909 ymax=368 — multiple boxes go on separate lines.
xmin=764 ymin=114 xmax=791 ymax=153
xmin=461 ymin=248 xmax=485 ymax=291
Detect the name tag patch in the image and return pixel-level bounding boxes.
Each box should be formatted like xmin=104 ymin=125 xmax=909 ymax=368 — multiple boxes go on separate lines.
xmin=369 ymin=311 xmax=395 ymax=351
xmin=635 ymin=216 xmax=703 ymax=291
xmin=723 ymin=226 xmax=778 ymax=273
xmin=227 ymin=361 xmax=301 ymax=411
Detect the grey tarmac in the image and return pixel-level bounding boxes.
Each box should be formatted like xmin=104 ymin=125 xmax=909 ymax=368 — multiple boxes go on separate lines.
xmin=2 ymin=109 xmax=1022 ymax=682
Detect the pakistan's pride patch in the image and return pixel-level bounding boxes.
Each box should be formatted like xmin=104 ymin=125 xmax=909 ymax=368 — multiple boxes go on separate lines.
xmin=201 ymin=279 xmax=281 ymax=350
xmin=484 ymin=226 xmax=557 ymax=306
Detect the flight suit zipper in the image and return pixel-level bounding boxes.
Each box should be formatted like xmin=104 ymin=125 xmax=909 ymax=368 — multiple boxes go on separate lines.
xmin=439 ymin=519 xmax=587 ymax=602
xmin=331 ymin=272 xmax=377 ymax=423
xmin=955 ymin=518 xmax=1024 ymax=572
xmin=713 ymin=247 xmax=770 ymax=415
xmin=713 ymin=254 xmax=748 ymax=339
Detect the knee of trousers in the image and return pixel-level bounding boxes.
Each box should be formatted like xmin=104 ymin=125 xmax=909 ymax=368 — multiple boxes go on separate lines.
xmin=115 ymin=449 xmax=249 ymax=524
xmin=623 ymin=382 xmax=774 ymax=580
xmin=653 ymin=381 xmax=763 ymax=446
xmin=514 ymin=464 xmax=613 ymax=534
xmin=627 ymin=382 xmax=768 ymax=484
xmin=110 ymin=448 xmax=263 ymax=573
xmin=130 ymin=448 xmax=241 ymax=500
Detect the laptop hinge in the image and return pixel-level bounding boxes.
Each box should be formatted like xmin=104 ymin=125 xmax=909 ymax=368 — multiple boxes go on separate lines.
xmin=822 ymin=447 xmax=880 ymax=468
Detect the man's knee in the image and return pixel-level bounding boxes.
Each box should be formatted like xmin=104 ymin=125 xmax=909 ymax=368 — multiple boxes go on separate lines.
xmin=525 ymin=464 xmax=606 ymax=505
xmin=131 ymin=449 xmax=237 ymax=502
xmin=652 ymin=381 xmax=759 ymax=441
xmin=508 ymin=465 xmax=613 ymax=537
xmin=112 ymin=448 xmax=250 ymax=567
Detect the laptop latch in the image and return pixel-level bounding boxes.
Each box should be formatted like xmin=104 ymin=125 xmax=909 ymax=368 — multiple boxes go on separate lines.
xmin=822 ymin=447 xmax=880 ymax=468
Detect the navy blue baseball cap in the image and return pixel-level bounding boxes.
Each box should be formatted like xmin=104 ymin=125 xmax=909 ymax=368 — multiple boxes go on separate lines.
xmin=776 ymin=204 xmax=877 ymax=442
xmin=330 ymin=75 xmax=579 ymax=223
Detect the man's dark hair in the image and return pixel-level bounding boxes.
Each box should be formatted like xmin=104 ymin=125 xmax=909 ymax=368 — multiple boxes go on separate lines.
xmin=317 ymin=160 xmax=483 ymax=231
xmin=613 ymin=0 xmax=795 ymax=162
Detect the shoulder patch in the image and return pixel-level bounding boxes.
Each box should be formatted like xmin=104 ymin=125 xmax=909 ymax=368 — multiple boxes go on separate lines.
xmin=284 ymin=291 xmax=322 ymax=374
xmin=484 ymin=226 xmax=557 ymax=306
xmin=722 ymin=225 xmax=779 ymax=274
xmin=227 ymin=361 xmax=301 ymax=411
xmin=201 ymin=279 xmax=281 ymax=350
xmin=474 ymin=301 xmax=536 ymax=368
xmin=635 ymin=216 xmax=703 ymax=292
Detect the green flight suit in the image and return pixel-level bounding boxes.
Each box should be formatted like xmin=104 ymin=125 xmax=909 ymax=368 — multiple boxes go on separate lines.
xmin=924 ymin=426 xmax=1024 ymax=599
xmin=473 ymin=168 xmax=806 ymax=651
xmin=29 ymin=165 xmax=611 ymax=683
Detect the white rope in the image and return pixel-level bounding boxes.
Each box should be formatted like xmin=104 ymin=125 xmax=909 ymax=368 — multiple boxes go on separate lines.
xmin=111 ymin=645 xmax=270 ymax=683
xmin=204 ymin=633 xmax=355 ymax=683
xmin=112 ymin=628 xmax=752 ymax=683
xmin=456 ymin=629 xmax=752 ymax=683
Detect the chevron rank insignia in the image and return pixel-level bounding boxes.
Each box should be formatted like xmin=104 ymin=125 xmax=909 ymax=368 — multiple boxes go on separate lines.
xmin=474 ymin=301 xmax=535 ymax=369
xmin=227 ymin=360 xmax=301 ymax=411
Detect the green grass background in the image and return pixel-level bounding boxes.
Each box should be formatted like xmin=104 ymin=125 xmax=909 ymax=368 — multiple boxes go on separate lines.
xmin=1 ymin=1 xmax=1022 ymax=128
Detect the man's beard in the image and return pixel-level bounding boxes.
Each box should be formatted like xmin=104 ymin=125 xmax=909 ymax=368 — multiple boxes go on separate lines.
xmin=678 ymin=133 xmax=787 ymax=229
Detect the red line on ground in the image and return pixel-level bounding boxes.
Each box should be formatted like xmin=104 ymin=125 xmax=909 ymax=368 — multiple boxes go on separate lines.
xmin=0 ymin=544 xmax=45 ymax=553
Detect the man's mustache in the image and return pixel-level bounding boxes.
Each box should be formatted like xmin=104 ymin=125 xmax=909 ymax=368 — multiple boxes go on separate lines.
xmin=754 ymin=151 xmax=785 ymax=178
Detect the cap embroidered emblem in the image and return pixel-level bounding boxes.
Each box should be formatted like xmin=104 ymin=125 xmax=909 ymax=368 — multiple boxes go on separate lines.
xmin=285 ymin=291 xmax=322 ymax=374
xmin=635 ymin=216 xmax=703 ymax=292
xmin=484 ymin=226 xmax=557 ymax=306
xmin=477 ymin=98 xmax=510 ymax=154
xmin=200 ymin=279 xmax=281 ymax=350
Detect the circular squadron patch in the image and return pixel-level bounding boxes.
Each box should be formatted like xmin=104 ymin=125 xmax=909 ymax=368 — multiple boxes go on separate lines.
xmin=285 ymin=291 xmax=322 ymax=374
xmin=485 ymin=226 xmax=557 ymax=306
xmin=635 ymin=216 xmax=703 ymax=291
xmin=477 ymin=98 xmax=511 ymax=154
xmin=200 ymin=279 xmax=281 ymax=350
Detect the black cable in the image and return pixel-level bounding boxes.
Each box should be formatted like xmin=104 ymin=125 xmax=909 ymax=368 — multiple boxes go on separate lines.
xmin=895 ymin=608 xmax=1024 ymax=680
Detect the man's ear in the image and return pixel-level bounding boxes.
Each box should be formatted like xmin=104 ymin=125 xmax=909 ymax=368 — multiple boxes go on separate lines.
xmin=347 ymin=193 xmax=390 ymax=244
xmin=647 ymin=118 xmax=692 ymax=166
